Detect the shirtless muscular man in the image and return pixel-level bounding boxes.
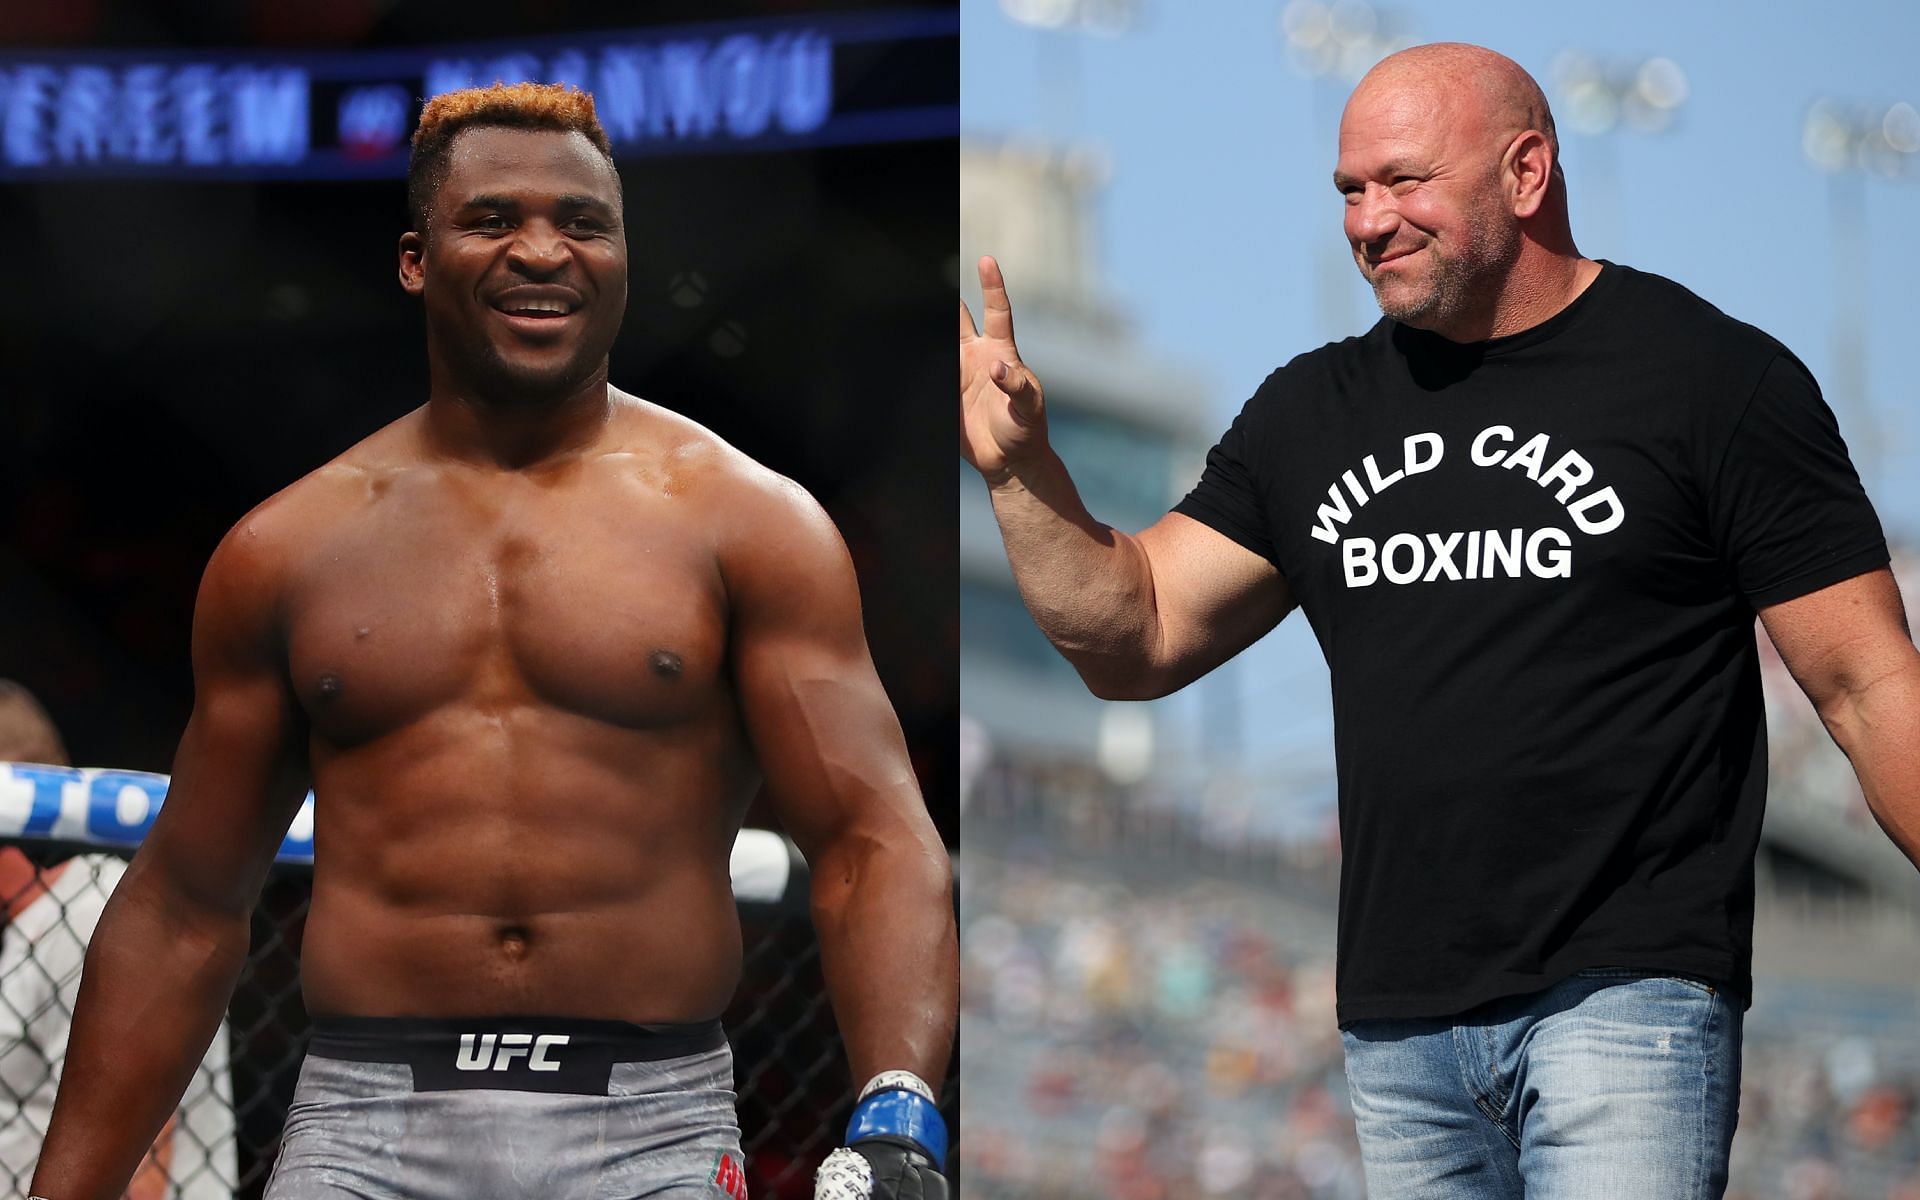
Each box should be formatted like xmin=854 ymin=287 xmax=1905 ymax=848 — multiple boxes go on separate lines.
xmin=33 ymin=83 xmax=955 ymax=1200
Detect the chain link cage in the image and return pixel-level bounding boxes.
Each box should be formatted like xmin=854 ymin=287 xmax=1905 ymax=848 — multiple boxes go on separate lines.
xmin=0 ymin=838 xmax=956 ymax=1199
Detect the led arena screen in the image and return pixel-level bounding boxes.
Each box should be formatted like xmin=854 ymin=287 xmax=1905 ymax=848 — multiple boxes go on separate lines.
xmin=0 ymin=8 xmax=957 ymax=180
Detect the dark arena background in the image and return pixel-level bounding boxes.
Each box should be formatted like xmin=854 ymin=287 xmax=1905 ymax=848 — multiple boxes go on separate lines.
xmin=0 ymin=2 xmax=957 ymax=1196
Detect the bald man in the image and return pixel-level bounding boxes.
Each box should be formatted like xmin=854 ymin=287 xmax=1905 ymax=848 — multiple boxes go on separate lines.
xmin=961 ymin=42 xmax=1920 ymax=1198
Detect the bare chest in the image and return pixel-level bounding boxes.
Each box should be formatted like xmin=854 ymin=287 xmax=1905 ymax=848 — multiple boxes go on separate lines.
xmin=284 ymin=475 xmax=728 ymax=744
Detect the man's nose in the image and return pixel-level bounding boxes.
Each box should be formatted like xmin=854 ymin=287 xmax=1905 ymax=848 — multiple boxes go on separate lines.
xmin=507 ymin=221 xmax=571 ymax=273
xmin=1346 ymin=184 xmax=1400 ymax=246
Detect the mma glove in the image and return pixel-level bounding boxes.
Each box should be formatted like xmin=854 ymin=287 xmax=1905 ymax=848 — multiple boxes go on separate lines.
xmin=814 ymin=1071 xmax=948 ymax=1200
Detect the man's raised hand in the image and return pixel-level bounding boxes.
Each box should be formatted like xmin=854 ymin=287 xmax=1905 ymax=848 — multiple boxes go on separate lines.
xmin=959 ymin=256 xmax=1048 ymax=484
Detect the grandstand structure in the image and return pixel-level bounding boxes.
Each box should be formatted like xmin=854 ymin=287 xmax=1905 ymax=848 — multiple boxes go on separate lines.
xmin=959 ymin=137 xmax=1213 ymax=776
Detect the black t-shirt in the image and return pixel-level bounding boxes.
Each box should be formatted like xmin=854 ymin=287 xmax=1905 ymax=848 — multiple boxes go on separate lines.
xmin=1174 ymin=263 xmax=1888 ymax=1024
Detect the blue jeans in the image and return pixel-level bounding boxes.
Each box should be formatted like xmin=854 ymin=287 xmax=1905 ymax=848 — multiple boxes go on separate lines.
xmin=1341 ymin=970 xmax=1742 ymax=1199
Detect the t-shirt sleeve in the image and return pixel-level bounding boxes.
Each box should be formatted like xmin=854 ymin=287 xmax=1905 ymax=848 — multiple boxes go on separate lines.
xmin=1708 ymin=350 xmax=1889 ymax=608
xmin=1172 ymin=391 xmax=1281 ymax=568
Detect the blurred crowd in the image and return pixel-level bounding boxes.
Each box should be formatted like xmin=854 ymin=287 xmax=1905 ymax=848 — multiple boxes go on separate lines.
xmin=961 ymin=720 xmax=1920 ymax=1199
xmin=961 ymin=849 xmax=1359 ymax=1200
xmin=1734 ymin=1013 xmax=1920 ymax=1200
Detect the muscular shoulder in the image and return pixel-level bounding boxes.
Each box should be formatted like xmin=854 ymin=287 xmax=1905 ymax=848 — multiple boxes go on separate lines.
xmin=202 ymin=412 xmax=426 ymax=597
xmin=605 ymin=393 xmax=847 ymax=590
xmin=196 ymin=485 xmax=308 ymax=648
xmin=1601 ymin=262 xmax=1786 ymax=364
xmin=1271 ymin=325 xmax=1385 ymax=389
xmin=1227 ymin=327 xmax=1386 ymax=437
xmin=616 ymin=390 xmax=835 ymax=529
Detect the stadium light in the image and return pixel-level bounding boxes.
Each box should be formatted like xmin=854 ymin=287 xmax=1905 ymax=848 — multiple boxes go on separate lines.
xmin=1800 ymin=95 xmax=1914 ymax=492
xmin=1802 ymin=97 xmax=1919 ymax=178
xmin=1550 ymin=51 xmax=1690 ymax=137
xmin=1279 ymin=0 xmax=1416 ymax=82
xmin=999 ymin=0 xmax=1141 ymax=36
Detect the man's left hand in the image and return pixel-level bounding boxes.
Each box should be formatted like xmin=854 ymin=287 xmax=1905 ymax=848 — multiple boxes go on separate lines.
xmin=815 ymin=1140 xmax=947 ymax=1200
xmin=814 ymin=1073 xmax=949 ymax=1200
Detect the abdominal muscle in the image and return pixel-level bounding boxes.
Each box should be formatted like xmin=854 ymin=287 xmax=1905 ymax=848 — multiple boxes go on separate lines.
xmin=293 ymin=716 xmax=755 ymax=1024
xmin=299 ymin=887 xmax=746 ymax=1022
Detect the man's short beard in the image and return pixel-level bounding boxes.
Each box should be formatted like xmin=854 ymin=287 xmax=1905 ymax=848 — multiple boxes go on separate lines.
xmin=470 ymin=339 xmax=602 ymax=405
xmin=1371 ymin=209 xmax=1520 ymax=333
xmin=444 ymin=320 xmax=608 ymax=408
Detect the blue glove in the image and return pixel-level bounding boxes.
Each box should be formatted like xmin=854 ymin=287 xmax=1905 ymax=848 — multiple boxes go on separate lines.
xmin=814 ymin=1072 xmax=948 ymax=1200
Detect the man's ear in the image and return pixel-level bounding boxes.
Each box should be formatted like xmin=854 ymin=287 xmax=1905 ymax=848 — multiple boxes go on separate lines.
xmin=1504 ymin=130 xmax=1555 ymax=221
xmin=398 ymin=230 xmax=426 ymax=296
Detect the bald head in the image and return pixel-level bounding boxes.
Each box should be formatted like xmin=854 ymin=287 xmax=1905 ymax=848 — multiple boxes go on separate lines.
xmin=1351 ymin=43 xmax=1559 ymax=170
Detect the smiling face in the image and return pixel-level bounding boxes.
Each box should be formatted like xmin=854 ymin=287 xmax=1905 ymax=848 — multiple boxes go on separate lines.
xmin=400 ymin=126 xmax=628 ymax=404
xmin=1334 ymin=69 xmax=1523 ymax=336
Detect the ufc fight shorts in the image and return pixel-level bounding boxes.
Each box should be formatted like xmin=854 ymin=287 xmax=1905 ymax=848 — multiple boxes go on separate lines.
xmin=264 ymin=1016 xmax=749 ymax=1200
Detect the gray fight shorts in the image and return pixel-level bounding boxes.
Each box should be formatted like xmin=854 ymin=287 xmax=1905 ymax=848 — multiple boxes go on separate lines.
xmin=264 ymin=1016 xmax=750 ymax=1200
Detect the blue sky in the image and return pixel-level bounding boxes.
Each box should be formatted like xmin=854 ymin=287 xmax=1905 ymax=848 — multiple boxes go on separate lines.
xmin=961 ymin=0 xmax=1919 ymax=799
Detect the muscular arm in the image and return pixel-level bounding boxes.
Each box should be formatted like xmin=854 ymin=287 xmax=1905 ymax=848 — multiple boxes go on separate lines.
xmin=33 ymin=520 xmax=309 ymax=1200
xmin=989 ymin=463 xmax=1293 ymax=700
xmin=1760 ymin=567 xmax=1920 ymax=868
xmin=962 ymin=256 xmax=1293 ymax=699
xmin=724 ymin=475 xmax=955 ymax=1090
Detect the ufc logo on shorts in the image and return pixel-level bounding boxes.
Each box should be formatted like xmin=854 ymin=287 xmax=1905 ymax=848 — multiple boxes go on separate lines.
xmin=711 ymin=1151 xmax=749 ymax=1200
xmin=454 ymin=1032 xmax=570 ymax=1071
